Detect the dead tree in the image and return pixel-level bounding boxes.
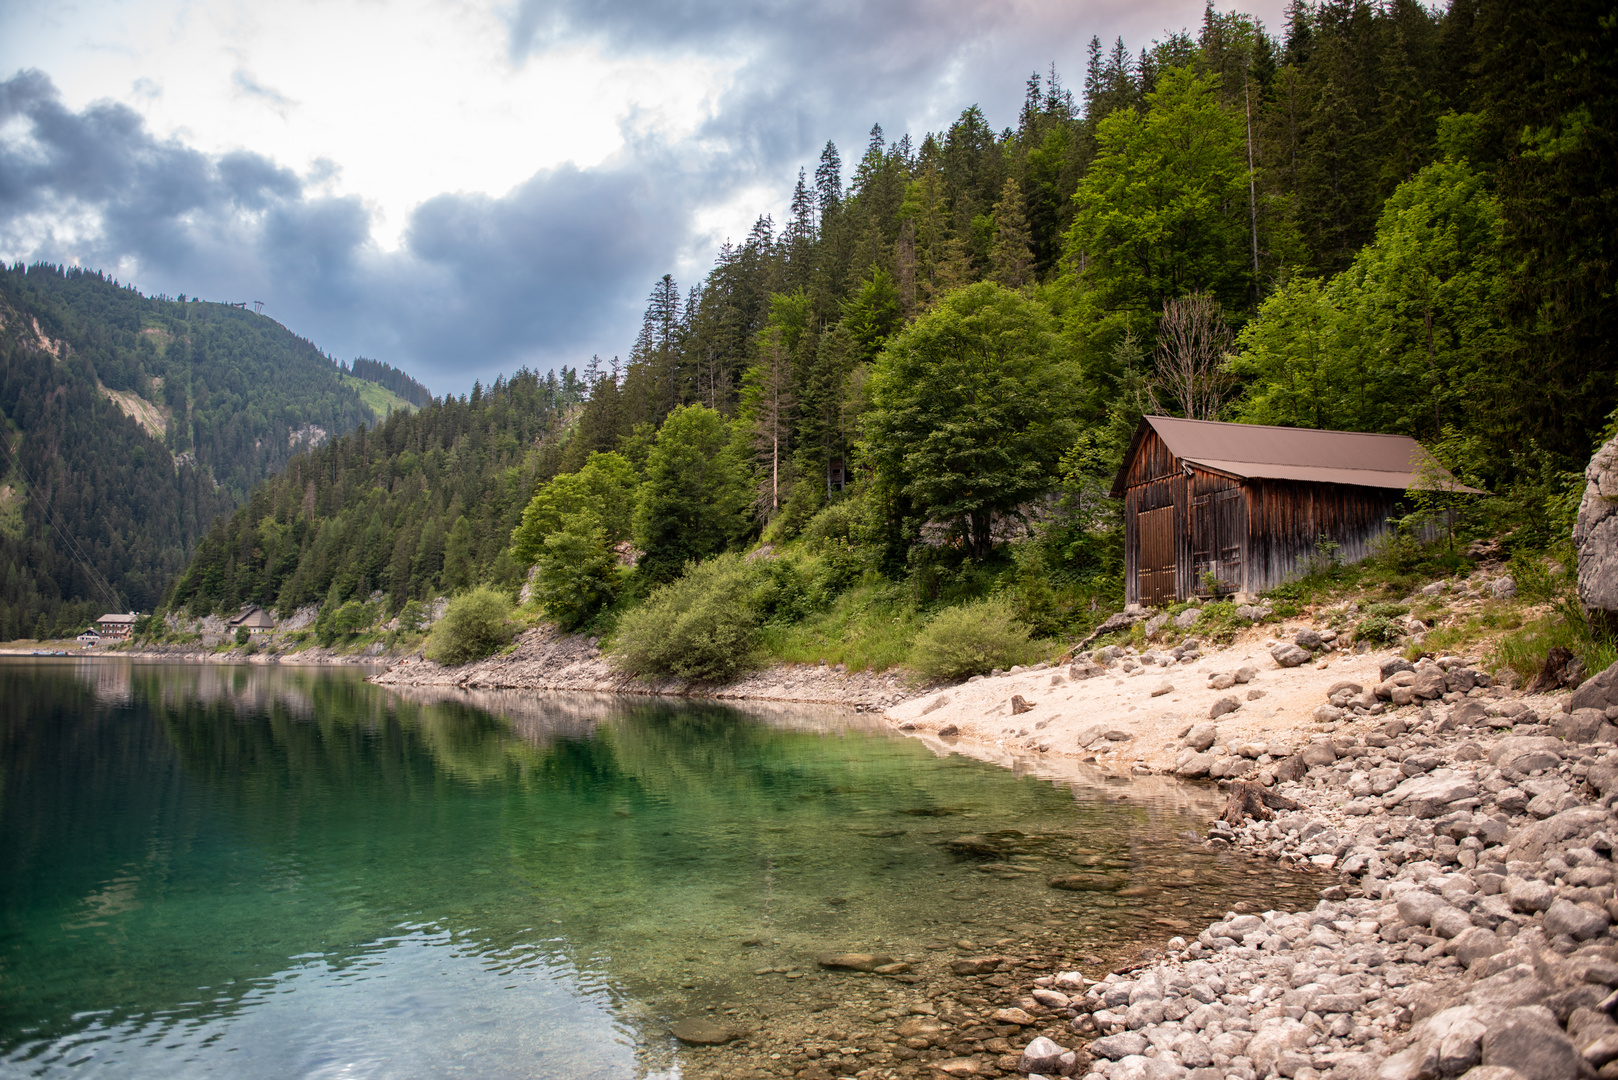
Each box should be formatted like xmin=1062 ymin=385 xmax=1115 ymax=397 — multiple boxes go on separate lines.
xmin=1151 ymin=292 xmax=1235 ymax=421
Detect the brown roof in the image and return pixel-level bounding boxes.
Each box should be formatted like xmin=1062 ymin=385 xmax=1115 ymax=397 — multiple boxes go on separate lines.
xmin=1112 ymin=417 xmax=1481 ymax=496
xmin=97 ymin=613 xmax=137 ymax=624
xmin=229 ymin=608 xmax=276 ymax=629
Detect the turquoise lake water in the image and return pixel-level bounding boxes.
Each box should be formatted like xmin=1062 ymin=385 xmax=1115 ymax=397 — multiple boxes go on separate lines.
xmin=0 ymin=660 xmax=1315 ymax=1078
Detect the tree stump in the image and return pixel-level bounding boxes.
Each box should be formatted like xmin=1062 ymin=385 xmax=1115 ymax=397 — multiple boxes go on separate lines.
xmin=1222 ymin=780 xmax=1301 ymax=827
xmin=1528 ymin=646 xmax=1575 ymax=694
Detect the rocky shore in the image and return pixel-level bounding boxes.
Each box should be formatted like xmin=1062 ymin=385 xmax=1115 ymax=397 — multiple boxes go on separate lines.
xmin=871 ymin=650 xmax=1618 ymax=1080
xmin=370 ymin=623 xmax=918 ymax=709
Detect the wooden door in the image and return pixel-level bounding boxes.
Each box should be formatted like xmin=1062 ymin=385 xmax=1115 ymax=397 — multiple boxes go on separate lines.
xmin=1191 ymin=488 xmax=1244 ymax=595
xmin=1137 ymin=506 xmax=1176 ymax=605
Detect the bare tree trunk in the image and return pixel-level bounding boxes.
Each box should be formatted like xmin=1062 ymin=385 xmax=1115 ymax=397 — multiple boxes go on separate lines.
xmin=1153 ymin=293 xmax=1235 ymax=420
xmin=1244 ymin=70 xmax=1260 ymax=299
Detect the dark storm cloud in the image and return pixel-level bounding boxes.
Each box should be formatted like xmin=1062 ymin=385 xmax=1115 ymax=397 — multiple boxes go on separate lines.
xmin=0 ymin=69 xmax=692 ymax=391
xmin=0 ymin=0 xmax=1241 ymax=392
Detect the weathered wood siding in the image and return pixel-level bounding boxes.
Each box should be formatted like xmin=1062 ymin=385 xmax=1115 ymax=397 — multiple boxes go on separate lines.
xmin=1242 ymin=480 xmax=1402 ymax=593
xmin=1124 ymin=429 xmax=1404 ymax=604
xmin=1189 ymin=471 xmax=1245 ymax=597
xmin=1123 ymin=429 xmax=1183 ymax=606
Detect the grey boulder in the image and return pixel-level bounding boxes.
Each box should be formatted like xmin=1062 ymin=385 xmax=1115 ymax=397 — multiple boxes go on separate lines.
xmin=1575 ymin=433 xmax=1618 ymax=634
xmin=1271 ymin=643 xmax=1312 ymax=668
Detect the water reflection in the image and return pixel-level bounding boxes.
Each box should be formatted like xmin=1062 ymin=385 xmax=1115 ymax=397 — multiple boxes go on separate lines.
xmin=1 ymin=660 xmax=1314 ymax=1079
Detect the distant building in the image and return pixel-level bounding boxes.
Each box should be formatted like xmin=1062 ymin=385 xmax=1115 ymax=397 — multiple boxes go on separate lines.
xmin=77 ymin=629 xmax=101 ymax=648
xmin=96 ymin=613 xmax=138 ymax=638
xmin=228 ymin=607 xmax=276 ymax=634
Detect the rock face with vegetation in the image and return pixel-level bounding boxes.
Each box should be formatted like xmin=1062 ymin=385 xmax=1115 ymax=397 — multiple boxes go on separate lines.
xmin=1577 ymin=434 xmax=1618 ymax=635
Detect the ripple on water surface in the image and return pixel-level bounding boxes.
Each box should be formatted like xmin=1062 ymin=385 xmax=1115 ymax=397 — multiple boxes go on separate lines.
xmin=0 ymin=660 xmax=1317 ymax=1078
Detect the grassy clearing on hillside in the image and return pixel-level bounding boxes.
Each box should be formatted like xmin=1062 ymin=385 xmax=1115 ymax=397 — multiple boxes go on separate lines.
xmin=340 ymin=374 xmax=415 ymax=419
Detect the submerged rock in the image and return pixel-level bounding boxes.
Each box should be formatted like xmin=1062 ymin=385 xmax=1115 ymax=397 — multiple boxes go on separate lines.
xmin=670 ymin=1018 xmax=736 ymax=1045
xmin=816 ymin=952 xmax=896 ymax=972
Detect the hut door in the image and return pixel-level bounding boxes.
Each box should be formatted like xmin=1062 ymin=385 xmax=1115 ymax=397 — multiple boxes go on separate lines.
xmin=1191 ymin=488 xmax=1244 ymax=595
xmin=1137 ymin=506 xmax=1176 ymax=606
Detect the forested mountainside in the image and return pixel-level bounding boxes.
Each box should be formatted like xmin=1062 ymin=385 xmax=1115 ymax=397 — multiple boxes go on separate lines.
xmin=172 ymin=0 xmax=1613 ymax=673
xmin=0 ymin=264 xmax=424 ymax=638
xmin=167 ymin=368 xmax=586 ymax=618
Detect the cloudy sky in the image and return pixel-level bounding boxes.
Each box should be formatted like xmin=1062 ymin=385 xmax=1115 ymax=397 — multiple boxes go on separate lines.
xmin=0 ymin=0 xmax=1282 ymax=395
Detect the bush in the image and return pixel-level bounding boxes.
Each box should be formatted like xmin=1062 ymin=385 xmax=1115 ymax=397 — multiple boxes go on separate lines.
xmin=235 ymin=626 xmax=250 ymax=646
xmin=426 ymin=586 xmax=517 ymax=666
xmin=612 ymin=553 xmax=760 ymax=682
xmin=908 ymin=599 xmax=1040 ymax=681
xmin=1355 ymin=602 xmax=1410 ymax=645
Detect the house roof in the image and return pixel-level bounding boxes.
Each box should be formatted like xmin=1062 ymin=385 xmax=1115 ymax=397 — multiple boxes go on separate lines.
xmin=97 ymin=613 xmax=137 ymax=624
xmin=1111 ymin=416 xmax=1481 ymax=497
xmin=229 ymin=609 xmax=276 ymax=628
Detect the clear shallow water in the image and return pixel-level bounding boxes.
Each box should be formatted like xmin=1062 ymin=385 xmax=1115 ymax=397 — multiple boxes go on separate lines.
xmin=0 ymin=660 xmax=1316 ymax=1078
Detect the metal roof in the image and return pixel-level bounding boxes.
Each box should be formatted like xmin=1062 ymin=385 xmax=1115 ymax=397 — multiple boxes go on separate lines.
xmin=1111 ymin=416 xmax=1479 ymax=496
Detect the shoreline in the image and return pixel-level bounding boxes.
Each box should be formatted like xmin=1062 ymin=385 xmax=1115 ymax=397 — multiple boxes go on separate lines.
xmin=366 ymin=619 xmax=1618 ymax=1078
xmin=20 ymin=626 xmax=1616 ymax=1078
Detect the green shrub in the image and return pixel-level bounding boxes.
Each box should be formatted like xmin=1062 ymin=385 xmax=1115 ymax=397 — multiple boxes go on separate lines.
xmin=235 ymin=626 xmax=250 ymax=646
xmin=800 ymin=497 xmax=860 ymax=547
xmin=907 ymin=599 xmax=1039 ymax=681
xmin=1355 ymin=601 xmax=1410 ymax=645
xmin=426 ymin=586 xmax=517 ymax=666
xmin=612 ymin=553 xmax=761 ymax=682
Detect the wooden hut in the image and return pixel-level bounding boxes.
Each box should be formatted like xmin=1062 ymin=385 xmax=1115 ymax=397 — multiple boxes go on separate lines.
xmin=1111 ymin=416 xmax=1467 ymax=606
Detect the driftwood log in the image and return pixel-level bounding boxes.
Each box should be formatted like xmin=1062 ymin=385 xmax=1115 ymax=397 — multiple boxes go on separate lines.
xmin=1222 ymin=780 xmax=1301 ymax=827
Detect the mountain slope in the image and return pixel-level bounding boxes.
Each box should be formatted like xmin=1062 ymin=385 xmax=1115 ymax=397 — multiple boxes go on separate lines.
xmin=167 ymin=369 xmax=584 ymax=618
xmin=0 ymin=263 xmax=423 ymax=637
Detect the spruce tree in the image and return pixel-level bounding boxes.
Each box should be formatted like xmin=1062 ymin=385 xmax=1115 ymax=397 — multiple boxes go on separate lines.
xmin=989 ymin=177 xmax=1036 ymax=288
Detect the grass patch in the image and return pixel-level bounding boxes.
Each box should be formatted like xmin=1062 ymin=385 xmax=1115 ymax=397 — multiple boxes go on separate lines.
xmin=755 ymin=579 xmax=925 ymax=673
xmin=340 ymin=373 xmax=416 ymax=419
xmin=1415 ymin=606 xmax=1525 ymax=658
xmin=1488 ymin=598 xmax=1617 ymax=686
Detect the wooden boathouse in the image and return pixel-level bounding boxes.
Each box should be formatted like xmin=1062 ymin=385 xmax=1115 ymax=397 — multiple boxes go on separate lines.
xmin=1111 ymin=416 xmax=1467 ymax=606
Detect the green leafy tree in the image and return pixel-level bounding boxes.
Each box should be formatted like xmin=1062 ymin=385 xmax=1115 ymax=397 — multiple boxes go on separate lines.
xmin=1063 ymin=65 xmax=1253 ymax=326
xmin=531 ymin=514 xmax=620 ymax=629
xmin=631 ymin=405 xmax=754 ymax=584
xmin=510 ymin=451 xmax=639 ymax=564
xmin=862 ymin=282 xmax=1079 ymax=561
xmin=1229 ymin=158 xmax=1511 ymax=448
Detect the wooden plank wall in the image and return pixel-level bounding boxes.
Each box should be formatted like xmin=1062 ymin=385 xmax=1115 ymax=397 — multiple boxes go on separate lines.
xmin=1189 ymin=470 xmax=1245 ymax=596
xmin=1243 ymin=480 xmax=1402 ymax=593
xmin=1123 ymin=429 xmax=1182 ymax=605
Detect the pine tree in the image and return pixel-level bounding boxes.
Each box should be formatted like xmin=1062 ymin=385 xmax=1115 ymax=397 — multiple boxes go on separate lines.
xmin=815 ymin=142 xmax=843 ymax=219
xmin=989 ymin=177 xmax=1036 ymax=289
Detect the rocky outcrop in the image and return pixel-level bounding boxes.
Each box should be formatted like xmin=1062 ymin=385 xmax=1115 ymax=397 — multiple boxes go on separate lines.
xmin=1576 ymin=433 xmax=1618 ymax=633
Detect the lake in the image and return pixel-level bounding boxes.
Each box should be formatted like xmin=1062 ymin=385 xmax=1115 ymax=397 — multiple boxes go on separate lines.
xmin=0 ymin=659 xmax=1319 ymax=1078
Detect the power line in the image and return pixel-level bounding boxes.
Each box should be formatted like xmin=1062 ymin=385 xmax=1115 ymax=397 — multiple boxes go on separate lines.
xmin=0 ymin=438 xmax=124 ymax=614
